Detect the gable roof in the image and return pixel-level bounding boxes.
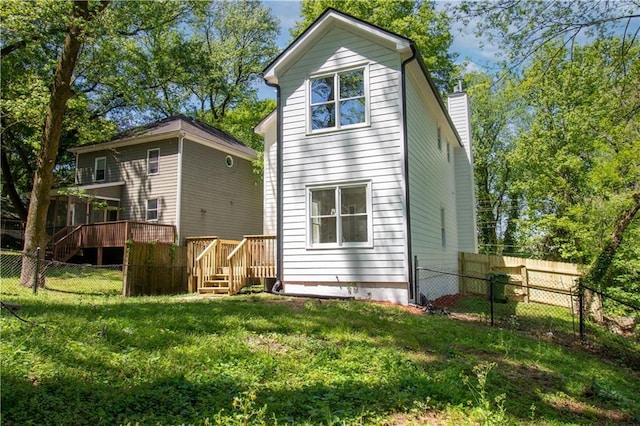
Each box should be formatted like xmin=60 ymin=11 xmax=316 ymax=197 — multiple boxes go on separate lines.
xmin=263 ymin=8 xmax=412 ymax=84
xmin=261 ymin=8 xmax=462 ymax=147
xmin=70 ymin=115 xmax=256 ymax=160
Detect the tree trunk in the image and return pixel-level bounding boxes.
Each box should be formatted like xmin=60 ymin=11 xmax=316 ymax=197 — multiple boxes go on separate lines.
xmin=584 ymin=192 xmax=640 ymax=287
xmin=583 ymin=192 xmax=640 ymax=320
xmin=0 ymin=143 xmax=29 ymax=221
xmin=20 ymin=1 xmax=91 ymax=287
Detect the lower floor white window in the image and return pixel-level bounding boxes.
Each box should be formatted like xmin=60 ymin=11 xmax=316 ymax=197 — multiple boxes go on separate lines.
xmin=308 ymin=182 xmax=371 ymax=247
xmin=146 ymin=199 xmax=159 ymax=221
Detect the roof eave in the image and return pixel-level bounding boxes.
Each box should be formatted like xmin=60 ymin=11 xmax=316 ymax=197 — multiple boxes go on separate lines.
xmin=263 ymin=8 xmax=412 ymax=84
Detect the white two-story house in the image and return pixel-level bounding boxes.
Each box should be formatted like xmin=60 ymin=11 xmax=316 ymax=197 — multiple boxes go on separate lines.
xmin=255 ymin=9 xmax=477 ymax=305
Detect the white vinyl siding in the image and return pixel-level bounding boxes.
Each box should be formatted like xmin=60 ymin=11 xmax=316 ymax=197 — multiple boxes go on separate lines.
xmin=262 ymin=124 xmax=278 ymax=235
xmin=406 ymin=65 xmax=459 ymax=273
xmin=449 ymin=92 xmax=478 ymax=253
xmin=278 ymin=27 xmax=407 ymax=284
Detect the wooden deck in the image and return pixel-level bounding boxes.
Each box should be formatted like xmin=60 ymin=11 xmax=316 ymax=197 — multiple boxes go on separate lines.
xmin=52 ymin=221 xmax=176 ymax=263
xmin=188 ymin=235 xmax=276 ymax=295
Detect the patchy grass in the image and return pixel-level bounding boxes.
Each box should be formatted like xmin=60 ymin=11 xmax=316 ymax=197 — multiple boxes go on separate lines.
xmin=1 ymin=292 xmax=638 ymax=425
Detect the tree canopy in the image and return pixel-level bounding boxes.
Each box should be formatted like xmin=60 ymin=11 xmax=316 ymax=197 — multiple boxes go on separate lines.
xmin=292 ymin=0 xmax=457 ymax=93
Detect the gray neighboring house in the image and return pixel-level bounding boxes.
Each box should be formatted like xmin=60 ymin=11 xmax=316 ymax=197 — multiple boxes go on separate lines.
xmin=50 ymin=115 xmax=263 ymax=244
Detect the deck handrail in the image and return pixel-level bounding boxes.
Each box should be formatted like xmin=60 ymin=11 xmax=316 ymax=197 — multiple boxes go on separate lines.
xmin=227 ymin=238 xmax=248 ymax=295
xmin=51 ymin=221 xmax=177 ymax=262
xmin=197 ymin=239 xmax=219 ymax=288
xmin=245 ymin=235 xmax=276 ymax=279
xmin=195 ymin=239 xmax=240 ymax=291
xmin=52 ymin=226 xmax=83 ymax=261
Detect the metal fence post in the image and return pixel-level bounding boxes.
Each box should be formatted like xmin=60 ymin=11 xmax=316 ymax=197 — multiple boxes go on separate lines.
xmin=489 ymin=274 xmax=494 ymax=326
xmin=578 ymin=278 xmax=585 ymax=341
xmin=33 ymin=247 xmax=40 ymax=294
xmin=413 ymin=256 xmax=418 ymax=303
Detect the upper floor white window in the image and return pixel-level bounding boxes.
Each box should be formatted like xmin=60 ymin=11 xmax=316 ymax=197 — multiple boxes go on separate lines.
xmin=95 ymin=157 xmax=106 ymax=182
xmin=147 ymin=148 xmax=160 ymax=175
xmin=308 ymin=182 xmax=372 ymax=248
xmin=309 ymin=67 xmax=368 ymax=132
xmin=146 ymin=198 xmax=158 ymax=221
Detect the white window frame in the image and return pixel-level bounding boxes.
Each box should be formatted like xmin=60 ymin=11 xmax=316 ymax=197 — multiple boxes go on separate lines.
xmin=147 ymin=148 xmax=160 ymax=175
xmin=306 ymin=181 xmax=372 ymax=249
xmin=307 ymin=65 xmax=369 ymax=134
xmin=94 ymin=157 xmax=106 ymax=182
xmin=146 ymin=198 xmax=159 ymax=222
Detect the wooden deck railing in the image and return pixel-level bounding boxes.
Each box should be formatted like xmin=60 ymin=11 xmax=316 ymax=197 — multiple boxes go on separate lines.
xmin=227 ymin=235 xmax=276 ymax=295
xmin=186 ymin=236 xmax=218 ymax=292
xmin=51 ymin=221 xmax=176 ymax=262
xmin=52 ymin=226 xmax=82 ymax=262
xmin=195 ymin=239 xmax=240 ymax=289
xmin=193 ymin=235 xmax=276 ymax=295
xmin=227 ymin=239 xmax=248 ymax=294
xmin=246 ymin=235 xmax=276 ymax=279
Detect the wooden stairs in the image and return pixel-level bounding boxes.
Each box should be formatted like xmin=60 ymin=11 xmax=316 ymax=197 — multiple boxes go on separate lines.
xmin=199 ymin=268 xmax=231 ymax=294
xmin=193 ymin=236 xmax=276 ymax=296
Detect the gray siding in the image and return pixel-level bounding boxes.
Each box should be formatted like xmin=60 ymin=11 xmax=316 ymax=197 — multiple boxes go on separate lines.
xmin=76 ymin=138 xmax=179 ymax=224
xmin=180 ymin=139 xmax=262 ymax=240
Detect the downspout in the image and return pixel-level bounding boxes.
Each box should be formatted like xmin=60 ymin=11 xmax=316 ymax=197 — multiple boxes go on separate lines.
xmin=175 ymin=132 xmax=185 ymax=243
xmin=264 ymin=79 xmax=283 ymax=283
xmin=401 ymin=44 xmax=418 ymax=303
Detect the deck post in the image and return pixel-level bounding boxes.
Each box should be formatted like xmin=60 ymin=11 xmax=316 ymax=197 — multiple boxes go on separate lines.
xmin=97 ymin=247 xmax=103 ymax=266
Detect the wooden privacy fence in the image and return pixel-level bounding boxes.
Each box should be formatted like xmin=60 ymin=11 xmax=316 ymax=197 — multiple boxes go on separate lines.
xmin=459 ymin=252 xmax=584 ymax=307
xmin=123 ymin=242 xmax=187 ymax=296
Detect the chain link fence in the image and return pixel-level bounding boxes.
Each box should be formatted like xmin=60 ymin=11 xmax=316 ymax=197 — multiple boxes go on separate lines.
xmin=1 ymin=249 xmax=122 ymax=297
xmin=415 ymin=265 xmax=639 ymax=344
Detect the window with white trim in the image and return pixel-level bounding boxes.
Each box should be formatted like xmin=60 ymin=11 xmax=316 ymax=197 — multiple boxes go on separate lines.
xmin=147 ymin=148 xmax=160 ymax=175
xmin=309 ymin=67 xmax=367 ymax=132
xmin=95 ymin=157 xmax=106 ymax=182
xmin=146 ymin=199 xmax=159 ymax=221
xmin=308 ymin=182 xmax=371 ymax=247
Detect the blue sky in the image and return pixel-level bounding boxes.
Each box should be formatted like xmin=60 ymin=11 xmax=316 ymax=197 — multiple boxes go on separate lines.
xmin=258 ymin=0 xmax=497 ymax=99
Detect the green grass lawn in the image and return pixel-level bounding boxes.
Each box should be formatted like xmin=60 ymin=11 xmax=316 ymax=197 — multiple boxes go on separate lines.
xmin=1 ymin=290 xmax=638 ymax=425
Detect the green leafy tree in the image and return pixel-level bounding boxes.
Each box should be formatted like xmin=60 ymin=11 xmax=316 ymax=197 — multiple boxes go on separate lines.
xmin=457 ymin=0 xmax=639 ymax=293
xmin=512 ymin=38 xmax=639 ymax=290
xmin=456 ymin=0 xmax=639 ymax=70
xmin=1 ymin=0 xmax=192 ymax=286
xmin=465 ymin=71 xmax=522 ymax=255
xmin=292 ymin=0 xmax=457 ymax=93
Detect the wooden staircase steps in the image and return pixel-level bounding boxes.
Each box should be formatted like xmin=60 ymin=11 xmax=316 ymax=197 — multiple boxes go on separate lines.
xmin=198 ymin=273 xmax=230 ymax=294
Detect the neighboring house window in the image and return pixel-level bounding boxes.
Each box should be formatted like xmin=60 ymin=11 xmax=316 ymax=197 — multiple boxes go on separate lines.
xmin=95 ymin=157 xmax=106 ymax=182
xmin=147 ymin=148 xmax=160 ymax=175
xmin=440 ymin=207 xmax=446 ymax=249
xmin=308 ymin=182 xmax=371 ymax=247
xmin=146 ymin=199 xmax=159 ymax=221
xmin=437 ymin=127 xmax=442 ymax=151
xmin=309 ymin=67 xmax=367 ymax=132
